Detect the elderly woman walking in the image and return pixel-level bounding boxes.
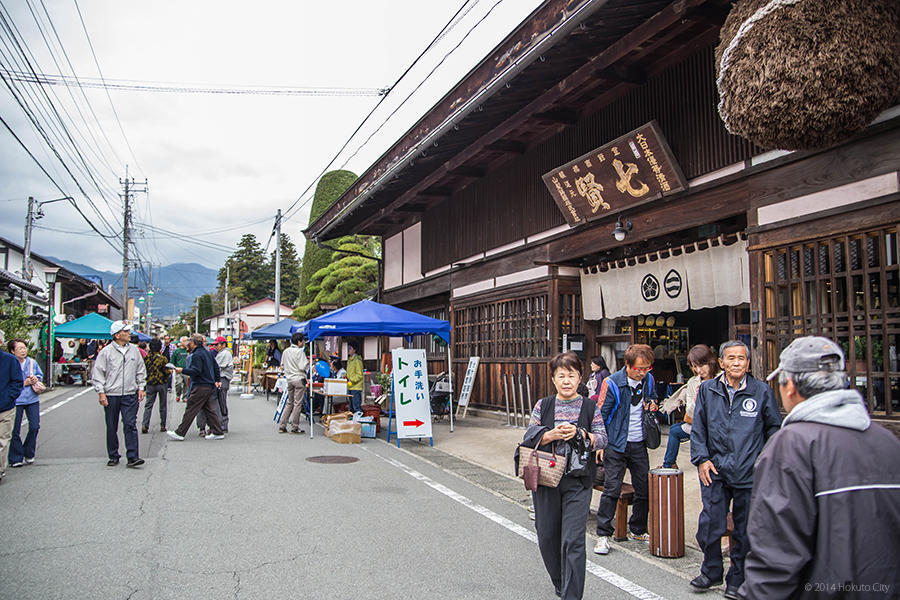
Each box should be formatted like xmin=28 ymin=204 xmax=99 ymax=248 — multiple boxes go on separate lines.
xmin=521 ymin=352 xmax=607 ymax=599
xmin=6 ymin=339 xmax=42 ymax=468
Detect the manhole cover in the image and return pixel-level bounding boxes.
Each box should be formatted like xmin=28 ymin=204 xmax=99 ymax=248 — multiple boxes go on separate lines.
xmin=306 ymin=455 xmax=359 ymax=464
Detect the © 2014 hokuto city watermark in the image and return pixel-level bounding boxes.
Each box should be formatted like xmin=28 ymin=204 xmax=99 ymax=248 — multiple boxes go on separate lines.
xmin=805 ymin=582 xmax=892 ymax=594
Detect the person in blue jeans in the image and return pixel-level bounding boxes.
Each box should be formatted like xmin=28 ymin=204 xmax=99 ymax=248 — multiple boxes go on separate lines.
xmin=659 ymin=344 xmax=719 ymax=469
xmin=6 ymin=339 xmax=42 ymax=468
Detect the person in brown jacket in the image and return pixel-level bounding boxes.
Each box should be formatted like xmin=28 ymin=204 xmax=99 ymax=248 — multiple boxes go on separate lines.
xmin=740 ymin=336 xmax=900 ymax=599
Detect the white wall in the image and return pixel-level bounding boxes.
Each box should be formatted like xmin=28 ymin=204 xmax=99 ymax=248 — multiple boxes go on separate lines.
xmin=384 ymin=232 xmax=403 ymax=289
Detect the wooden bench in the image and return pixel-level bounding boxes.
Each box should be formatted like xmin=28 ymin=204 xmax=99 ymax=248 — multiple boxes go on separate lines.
xmin=593 ymin=482 xmax=635 ymax=541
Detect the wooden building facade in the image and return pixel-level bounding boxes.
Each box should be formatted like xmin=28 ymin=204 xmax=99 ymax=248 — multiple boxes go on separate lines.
xmin=306 ymin=0 xmax=900 ymax=427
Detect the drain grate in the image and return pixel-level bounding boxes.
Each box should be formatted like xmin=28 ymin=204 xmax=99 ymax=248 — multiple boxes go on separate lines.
xmin=306 ymin=455 xmax=359 ymax=464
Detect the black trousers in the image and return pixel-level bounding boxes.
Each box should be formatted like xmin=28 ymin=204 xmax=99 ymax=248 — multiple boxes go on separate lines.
xmin=697 ymin=479 xmax=751 ymax=588
xmin=175 ymin=385 xmax=223 ymax=437
xmin=533 ymin=475 xmax=592 ymax=600
xmin=595 ymin=441 xmax=650 ymax=537
xmin=104 ymin=394 xmax=139 ymax=461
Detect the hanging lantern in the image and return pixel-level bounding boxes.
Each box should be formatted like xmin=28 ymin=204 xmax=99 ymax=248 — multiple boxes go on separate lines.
xmin=715 ymin=0 xmax=900 ymax=151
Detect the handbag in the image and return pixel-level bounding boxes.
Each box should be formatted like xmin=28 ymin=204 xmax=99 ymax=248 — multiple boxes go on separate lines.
xmin=28 ymin=359 xmax=46 ymax=394
xmin=516 ymin=445 xmax=565 ymax=490
xmin=565 ymin=429 xmax=592 ymax=477
xmin=642 ymin=405 xmax=661 ymax=449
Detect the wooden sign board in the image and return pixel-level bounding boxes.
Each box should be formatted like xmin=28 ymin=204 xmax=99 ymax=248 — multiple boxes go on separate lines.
xmin=456 ymin=356 xmax=480 ymax=418
xmin=542 ymin=121 xmax=687 ymax=227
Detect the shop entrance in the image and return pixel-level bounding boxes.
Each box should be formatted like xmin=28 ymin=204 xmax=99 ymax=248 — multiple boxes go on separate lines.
xmin=593 ymin=304 xmax=749 ymax=395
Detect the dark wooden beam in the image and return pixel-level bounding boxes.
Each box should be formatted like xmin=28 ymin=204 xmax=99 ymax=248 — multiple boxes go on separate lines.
xmin=484 ymin=139 xmax=527 ymax=154
xmin=417 ymin=187 xmax=453 ymax=197
xmin=533 ymin=108 xmax=579 ymax=125
xmin=448 ymin=166 xmax=487 ymax=178
xmin=596 ymin=64 xmax=646 ymax=85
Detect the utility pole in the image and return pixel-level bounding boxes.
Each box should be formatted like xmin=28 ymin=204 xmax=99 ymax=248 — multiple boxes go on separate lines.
xmin=146 ymin=264 xmax=153 ymax=332
xmin=274 ymin=209 xmax=282 ymax=322
xmin=194 ymin=304 xmax=199 ymax=334
xmin=22 ymin=196 xmax=71 ymax=281
xmin=119 ymin=167 xmax=148 ymax=323
xmin=22 ymin=197 xmax=34 ymax=280
xmin=225 ymin=264 xmax=230 ymax=337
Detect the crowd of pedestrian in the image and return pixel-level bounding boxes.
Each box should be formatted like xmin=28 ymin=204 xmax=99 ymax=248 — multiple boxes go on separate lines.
xmin=524 ymin=335 xmax=900 ymax=600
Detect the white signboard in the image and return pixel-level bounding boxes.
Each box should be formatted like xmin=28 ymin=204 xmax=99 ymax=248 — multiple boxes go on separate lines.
xmin=392 ymin=348 xmax=433 ymax=440
xmin=457 ymin=356 xmax=480 ymax=407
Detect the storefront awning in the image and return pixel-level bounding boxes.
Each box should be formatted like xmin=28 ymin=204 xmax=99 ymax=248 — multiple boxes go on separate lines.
xmin=581 ymin=237 xmax=749 ymax=320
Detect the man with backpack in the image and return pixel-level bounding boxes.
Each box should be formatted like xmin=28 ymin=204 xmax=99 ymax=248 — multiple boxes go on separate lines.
xmin=594 ymin=343 xmax=658 ymax=555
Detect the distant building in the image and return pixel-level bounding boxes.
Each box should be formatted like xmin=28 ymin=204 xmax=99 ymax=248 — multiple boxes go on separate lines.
xmin=204 ymin=298 xmax=294 ymax=339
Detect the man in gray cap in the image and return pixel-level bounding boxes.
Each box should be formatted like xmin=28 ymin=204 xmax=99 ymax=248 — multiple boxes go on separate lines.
xmin=739 ymin=336 xmax=900 ymax=599
xmin=91 ymin=320 xmax=146 ymax=467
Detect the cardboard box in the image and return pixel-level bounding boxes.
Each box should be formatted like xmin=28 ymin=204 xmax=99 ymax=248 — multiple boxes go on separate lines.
xmin=324 ymin=378 xmax=348 ymax=396
xmin=329 ymin=420 xmax=361 ymax=444
xmin=322 ymin=412 xmax=353 ymax=428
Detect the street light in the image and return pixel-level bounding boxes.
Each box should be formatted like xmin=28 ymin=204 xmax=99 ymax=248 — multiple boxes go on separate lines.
xmin=44 ymin=267 xmax=59 ymax=388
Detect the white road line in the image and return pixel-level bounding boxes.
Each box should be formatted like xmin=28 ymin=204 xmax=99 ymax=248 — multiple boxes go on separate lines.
xmin=362 ymin=446 xmax=667 ymax=600
xmin=40 ymin=388 xmax=92 ymax=416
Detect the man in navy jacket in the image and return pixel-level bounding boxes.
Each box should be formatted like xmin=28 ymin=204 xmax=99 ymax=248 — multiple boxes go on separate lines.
xmin=594 ymin=343 xmax=658 ymax=555
xmin=690 ymin=340 xmax=781 ymax=599
xmin=0 ymin=330 xmax=24 ymax=483
xmin=167 ymin=334 xmax=224 ymax=441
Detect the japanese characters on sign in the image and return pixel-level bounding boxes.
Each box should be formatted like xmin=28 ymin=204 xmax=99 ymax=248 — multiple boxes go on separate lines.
xmin=541 ymin=121 xmax=687 ymax=227
xmin=391 ymin=348 xmax=434 ymax=440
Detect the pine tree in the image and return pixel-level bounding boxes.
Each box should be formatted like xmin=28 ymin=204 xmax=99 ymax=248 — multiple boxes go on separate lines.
xmin=197 ymin=294 xmax=214 ymax=334
xmin=298 ymin=170 xmax=357 ymax=308
xmin=265 ymin=233 xmax=302 ymax=305
xmin=218 ymin=234 xmax=268 ymax=304
xmin=294 ymin=234 xmax=380 ymax=320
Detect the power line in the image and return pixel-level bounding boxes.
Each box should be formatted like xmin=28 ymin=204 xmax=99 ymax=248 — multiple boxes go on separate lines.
xmin=280 ymin=0 xmax=485 ymax=225
xmin=1 ymin=68 xmax=390 ymax=97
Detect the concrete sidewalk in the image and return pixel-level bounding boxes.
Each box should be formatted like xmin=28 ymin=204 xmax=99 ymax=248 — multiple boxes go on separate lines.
xmin=375 ymin=407 xmax=715 ymax=583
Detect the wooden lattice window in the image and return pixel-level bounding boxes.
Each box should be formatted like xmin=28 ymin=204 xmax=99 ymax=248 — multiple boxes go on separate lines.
xmin=409 ymin=307 xmax=448 ymax=358
xmin=559 ymin=293 xmax=582 ymax=353
xmin=760 ymin=225 xmax=900 ymax=416
xmin=453 ymin=294 xmax=548 ymax=359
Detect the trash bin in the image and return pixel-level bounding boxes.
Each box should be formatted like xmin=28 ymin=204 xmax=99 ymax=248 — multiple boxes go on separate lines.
xmin=648 ymin=467 xmax=685 ymax=558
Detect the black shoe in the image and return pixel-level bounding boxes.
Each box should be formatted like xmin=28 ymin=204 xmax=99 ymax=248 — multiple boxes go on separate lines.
xmin=126 ymin=458 xmax=145 ymax=468
xmin=107 ymin=458 xmax=120 ymax=466
xmin=690 ymin=574 xmax=723 ymax=590
xmin=141 ymin=426 xmax=149 ymax=433
xmin=290 ymin=429 xmax=305 ymax=434
xmin=724 ymin=585 xmax=740 ymax=599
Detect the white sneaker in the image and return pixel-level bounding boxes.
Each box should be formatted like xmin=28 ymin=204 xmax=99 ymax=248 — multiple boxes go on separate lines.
xmin=627 ymin=531 xmax=650 ymax=543
xmin=594 ymin=536 xmax=610 ymax=555
xmin=166 ymin=431 xmax=185 ymax=441
xmin=24 ymin=458 xmax=35 ymax=464
xmin=205 ymin=434 xmax=225 ymax=440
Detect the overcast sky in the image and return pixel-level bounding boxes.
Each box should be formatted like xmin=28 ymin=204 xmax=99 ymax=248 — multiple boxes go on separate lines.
xmin=0 ymin=0 xmax=542 ymax=274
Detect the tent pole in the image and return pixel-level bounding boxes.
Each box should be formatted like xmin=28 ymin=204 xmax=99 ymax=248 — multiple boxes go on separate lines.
xmin=446 ymin=342 xmax=454 ymax=433
xmin=308 ymin=340 xmax=314 ymax=439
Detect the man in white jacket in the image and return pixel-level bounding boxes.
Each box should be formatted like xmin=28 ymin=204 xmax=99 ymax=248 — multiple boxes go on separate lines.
xmin=278 ymin=332 xmax=308 ymax=434
xmin=91 ymin=320 xmax=146 ymax=467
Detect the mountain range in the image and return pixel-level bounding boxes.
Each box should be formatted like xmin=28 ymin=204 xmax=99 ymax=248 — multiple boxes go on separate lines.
xmin=49 ymin=258 xmax=218 ymax=318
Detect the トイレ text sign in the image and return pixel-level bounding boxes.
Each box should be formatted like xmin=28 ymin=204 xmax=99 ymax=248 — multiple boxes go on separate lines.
xmin=392 ymin=348 xmax=433 ymax=440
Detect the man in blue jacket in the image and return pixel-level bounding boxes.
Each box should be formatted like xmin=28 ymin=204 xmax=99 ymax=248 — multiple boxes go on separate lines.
xmin=167 ymin=334 xmax=224 ymax=441
xmin=690 ymin=340 xmax=782 ymax=599
xmin=594 ymin=343 xmax=657 ymax=555
xmin=0 ymin=330 xmax=24 ymax=483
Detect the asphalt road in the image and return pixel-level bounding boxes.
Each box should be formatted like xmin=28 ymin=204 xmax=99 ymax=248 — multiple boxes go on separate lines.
xmin=0 ymin=386 xmax=708 ymax=600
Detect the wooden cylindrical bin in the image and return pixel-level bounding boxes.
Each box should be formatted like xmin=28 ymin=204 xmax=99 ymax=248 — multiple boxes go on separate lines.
xmin=648 ymin=467 xmax=685 ymax=558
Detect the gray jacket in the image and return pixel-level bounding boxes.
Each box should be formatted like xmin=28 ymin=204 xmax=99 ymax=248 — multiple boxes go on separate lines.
xmin=740 ymin=389 xmax=900 ymax=599
xmin=91 ymin=342 xmax=146 ymax=396
xmin=215 ymin=348 xmax=234 ymax=380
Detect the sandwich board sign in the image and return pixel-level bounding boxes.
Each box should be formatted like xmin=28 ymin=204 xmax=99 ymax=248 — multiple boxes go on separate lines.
xmin=456 ymin=356 xmax=480 ymax=418
xmin=389 ymin=348 xmax=433 ymax=444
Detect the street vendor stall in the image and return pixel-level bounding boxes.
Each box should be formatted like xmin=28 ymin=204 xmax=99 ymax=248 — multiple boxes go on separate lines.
xmin=290 ymin=299 xmax=452 ymax=440
xmin=51 ymin=312 xmax=113 ymax=386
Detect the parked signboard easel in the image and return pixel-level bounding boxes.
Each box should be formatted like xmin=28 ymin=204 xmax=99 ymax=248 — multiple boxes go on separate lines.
xmin=387 ymin=348 xmax=433 ymax=446
xmin=456 ymin=356 xmax=480 ymax=418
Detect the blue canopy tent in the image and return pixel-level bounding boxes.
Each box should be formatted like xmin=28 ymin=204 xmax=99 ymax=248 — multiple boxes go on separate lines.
xmin=290 ymin=299 xmax=453 ymax=440
xmin=133 ymin=330 xmax=151 ymax=342
xmin=53 ymin=312 xmax=114 ymax=339
xmin=247 ymin=318 xmax=305 ymax=341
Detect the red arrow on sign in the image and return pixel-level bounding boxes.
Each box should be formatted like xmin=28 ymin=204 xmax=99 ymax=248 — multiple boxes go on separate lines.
xmin=403 ymin=419 xmax=424 ymax=427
